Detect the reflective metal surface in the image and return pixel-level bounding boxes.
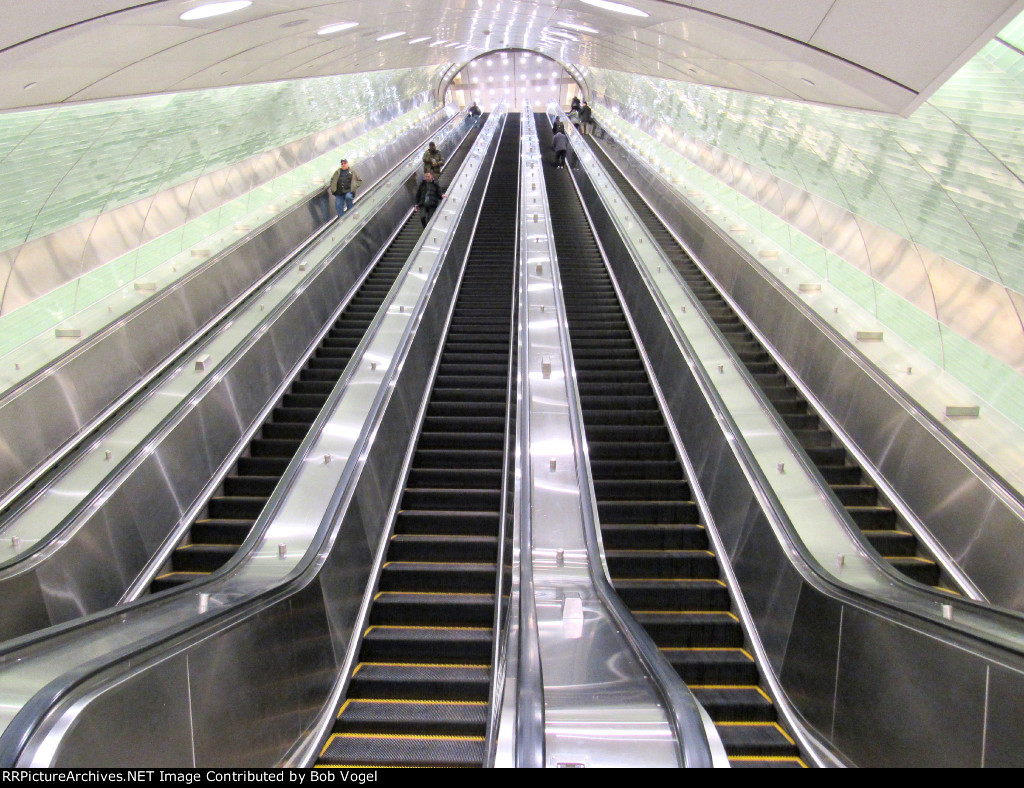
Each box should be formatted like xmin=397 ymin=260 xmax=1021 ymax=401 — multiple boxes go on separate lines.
xmin=590 ymin=124 xmax=1024 ymax=613
xmin=542 ymin=106 xmax=724 ymax=768
xmin=0 ymin=110 xmax=507 ymax=768
xmin=519 ymin=107 xmax=682 ymax=770
xmin=0 ymin=106 xmax=459 ymax=509
xmin=0 ymin=114 xmax=476 ymax=642
xmin=565 ymin=113 xmax=1024 ymax=767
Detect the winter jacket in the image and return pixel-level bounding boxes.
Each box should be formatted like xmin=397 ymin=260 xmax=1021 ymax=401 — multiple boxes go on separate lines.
xmin=423 ymin=148 xmax=444 ymax=175
xmin=416 ymin=179 xmax=444 ymax=209
xmin=330 ymin=167 xmax=362 ymax=195
xmin=579 ymin=105 xmax=593 ymax=124
xmin=553 ymin=132 xmax=569 ymax=153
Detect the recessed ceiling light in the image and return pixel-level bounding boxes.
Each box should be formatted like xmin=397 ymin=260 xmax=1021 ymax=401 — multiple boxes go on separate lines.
xmin=558 ymin=21 xmax=599 ymax=33
xmin=377 ymin=31 xmax=406 ymax=41
xmin=409 ymin=36 xmax=431 ymax=44
xmin=445 ymin=41 xmax=462 ymax=47
xmin=179 ymin=1 xmax=252 ymax=21
xmin=429 ymin=40 xmax=449 ymax=47
xmin=579 ymin=0 xmax=649 ymax=17
xmin=317 ymin=22 xmax=358 ymax=35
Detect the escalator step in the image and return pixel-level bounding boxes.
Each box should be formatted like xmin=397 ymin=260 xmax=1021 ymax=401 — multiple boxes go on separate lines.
xmin=170 ymin=543 xmax=237 ymax=573
xmin=862 ymin=530 xmax=918 ymax=557
xmin=886 ymin=556 xmax=941 ymax=586
xmin=207 ymin=496 xmax=267 ymax=520
xmin=191 ymin=519 xmax=254 ymax=545
xmin=601 ymin=523 xmax=706 ymax=551
xmin=407 ymin=469 xmax=503 ymax=489
xmin=261 ymin=422 xmax=312 ymax=440
xmin=632 ymin=611 xmax=743 ymax=647
xmin=614 ymin=578 xmax=729 ymax=610
xmin=347 ymin=663 xmax=491 ymax=702
xmin=846 ymin=506 xmax=898 ymax=530
xmin=598 ymin=500 xmax=699 ymax=524
xmin=661 ymin=648 xmax=759 ymax=684
xmin=412 ymin=449 xmax=504 ymax=469
xmin=360 ymin=626 xmax=493 ymax=663
xmin=379 ymin=562 xmax=497 ymax=593
xmin=238 ymin=457 xmax=290 ymax=476
xmin=223 ymin=475 xmax=279 ymax=497
xmin=370 ymin=592 xmax=494 ymax=626
xmin=716 ymin=723 xmax=802 ymax=759
xmin=691 ymin=686 xmax=776 ymax=722
xmin=395 ymin=510 xmax=500 ymax=536
xmin=387 ymin=534 xmax=498 ymax=563
xmin=318 ymin=733 xmax=485 ymax=768
xmin=589 ymin=459 xmax=682 ymax=480
xmin=606 ymin=549 xmax=719 ymax=578
xmin=401 ymin=489 xmax=501 ymax=512
xmin=335 ymin=699 xmax=487 ymax=737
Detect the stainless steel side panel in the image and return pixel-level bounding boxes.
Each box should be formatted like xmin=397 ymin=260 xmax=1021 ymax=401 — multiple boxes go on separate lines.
xmin=591 ymin=130 xmax=1024 ymax=613
xmin=569 ymin=146 xmax=1024 ymax=767
xmin=0 ymin=108 xmax=455 ymax=506
xmin=0 ymin=187 xmax=414 ymax=641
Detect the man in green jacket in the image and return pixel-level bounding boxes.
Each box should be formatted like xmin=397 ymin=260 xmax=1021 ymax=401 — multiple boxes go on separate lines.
xmin=330 ymin=158 xmax=363 ymax=217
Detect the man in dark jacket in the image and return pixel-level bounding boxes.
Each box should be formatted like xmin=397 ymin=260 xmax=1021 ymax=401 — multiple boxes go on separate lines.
xmin=414 ymin=171 xmax=444 ymax=228
xmin=570 ymin=96 xmax=581 ymax=114
xmin=469 ymin=102 xmax=482 ymax=125
xmin=330 ymin=158 xmax=363 ymax=217
xmin=579 ymin=102 xmax=593 ymax=136
xmin=553 ymin=129 xmax=569 ymax=169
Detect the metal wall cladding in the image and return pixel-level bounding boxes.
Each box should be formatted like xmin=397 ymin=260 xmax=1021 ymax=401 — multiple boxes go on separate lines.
xmin=574 ymin=136 xmax=1024 ymax=766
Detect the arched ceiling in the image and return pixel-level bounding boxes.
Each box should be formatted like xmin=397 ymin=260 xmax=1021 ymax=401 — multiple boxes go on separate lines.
xmin=1 ymin=0 xmax=1021 ymax=115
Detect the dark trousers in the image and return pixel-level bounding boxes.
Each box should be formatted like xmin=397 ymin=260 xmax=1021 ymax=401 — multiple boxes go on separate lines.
xmin=555 ymin=150 xmax=566 ymax=168
xmin=420 ymin=204 xmax=437 ymax=228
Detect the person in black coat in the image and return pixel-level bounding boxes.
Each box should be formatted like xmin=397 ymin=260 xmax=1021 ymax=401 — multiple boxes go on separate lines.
xmin=570 ymin=96 xmax=581 ymax=114
xmin=414 ymin=171 xmax=445 ymax=229
xmin=579 ymin=102 xmax=593 ymax=136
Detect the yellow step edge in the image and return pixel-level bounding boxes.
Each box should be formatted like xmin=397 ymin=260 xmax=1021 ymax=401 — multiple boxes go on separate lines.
xmin=608 ymin=550 xmax=715 ymax=556
xmin=614 ymin=578 xmax=726 ymax=586
xmin=634 ymin=610 xmax=738 ymax=620
xmin=729 ymin=756 xmax=807 ymax=767
xmin=691 ymin=685 xmax=774 ymax=702
xmin=373 ymin=591 xmax=493 ymax=600
xmin=715 ymin=721 xmax=795 ymax=746
xmin=355 ymin=662 xmax=490 ymax=669
xmin=346 ymin=699 xmax=488 ymax=706
xmin=884 ymin=556 xmax=934 ymax=563
xmin=659 ymin=646 xmax=754 ymax=661
xmin=364 ymin=625 xmax=491 ymax=635
xmin=155 ymin=571 xmax=209 ymax=579
xmin=327 ymin=733 xmax=485 ymax=742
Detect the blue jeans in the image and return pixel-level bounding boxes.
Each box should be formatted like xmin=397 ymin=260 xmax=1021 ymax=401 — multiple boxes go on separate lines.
xmin=335 ymin=192 xmax=354 ymax=217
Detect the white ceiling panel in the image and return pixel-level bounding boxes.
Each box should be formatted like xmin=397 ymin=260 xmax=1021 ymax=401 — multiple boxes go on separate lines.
xmin=0 ymin=0 xmax=1020 ymax=115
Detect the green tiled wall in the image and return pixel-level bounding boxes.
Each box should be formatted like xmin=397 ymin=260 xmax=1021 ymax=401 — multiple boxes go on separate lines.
xmin=0 ymin=67 xmax=437 ymax=253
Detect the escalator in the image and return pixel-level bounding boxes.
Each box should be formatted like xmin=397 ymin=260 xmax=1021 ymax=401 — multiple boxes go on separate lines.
xmin=539 ymin=116 xmax=805 ymax=768
xmin=316 ymin=115 xmax=520 ymax=768
xmin=150 ymin=121 xmax=487 ymax=592
xmin=581 ymin=135 xmax=944 ymax=591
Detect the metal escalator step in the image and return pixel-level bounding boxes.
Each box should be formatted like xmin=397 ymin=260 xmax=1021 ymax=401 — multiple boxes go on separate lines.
xmin=598 ymin=500 xmax=699 ymax=524
xmin=360 ymin=626 xmax=493 ymax=663
xmin=190 ymin=518 xmax=254 ymax=545
xmin=290 ymin=380 xmax=336 ymax=396
xmin=817 ymin=465 xmax=862 ymax=485
xmin=347 ymin=663 xmax=490 ymax=702
xmin=335 ymin=699 xmax=487 ymax=737
xmin=428 ymin=387 xmax=506 ymax=403
xmin=588 ymin=441 xmax=676 ymax=460
xmin=830 ymin=484 xmax=878 ymax=506
xmin=283 ymin=393 xmax=328 ymax=408
xmin=371 ymin=593 xmax=494 ymax=626
xmin=589 ymin=459 xmax=682 ymax=480
xmin=237 ymin=456 xmax=290 ymax=476
xmin=206 ymin=495 xmax=267 ymax=519
xmin=171 ymin=543 xmax=237 ymax=573
xmin=250 ymin=438 xmax=303 ymax=457
xmin=601 ymin=523 xmax=706 ymax=551
xmin=593 ymin=479 xmax=691 ymax=502
xmin=394 ymin=510 xmax=500 ymax=536
xmin=379 ymin=562 xmax=497 ymax=593
xmin=661 ymin=648 xmax=759 ymax=684
xmin=716 ymin=722 xmax=801 ymax=759
xmin=862 ymin=529 xmax=917 ymax=557
xmin=272 ymin=406 xmax=321 ymax=424
xmin=886 ymin=556 xmax=941 ymax=586
xmin=691 ymin=686 xmax=777 ymax=722
xmin=426 ymin=401 xmax=506 ymax=418
xmin=846 ymin=505 xmax=898 ymax=530
xmin=387 ymin=534 xmax=499 ymax=563
xmin=150 ymin=571 xmax=207 ymax=592
xmin=729 ymin=756 xmax=807 ymax=768
xmin=223 ymin=475 xmax=278 ymax=497
xmin=633 ymin=611 xmax=743 ymax=647
xmin=417 ymin=431 xmax=503 ymax=450
xmin=261 ymin=422 xmax=311 ymax=440
xmin=318 ymin=732 xmax=485 ymax=767
xmin=412 ymin=449 xmax=504 ymax=469
xmin=407 ymin=469 xmax=502 ymax=489
xmin=613 ymin=578 xmax=728 ymax=609
xmin=606 ymin=549 xmax=719 ymax=578
xmin=582 ymin=408 xmax=665 ymax=426
xmin=401 ymin=488 xmax=501 ymax=512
